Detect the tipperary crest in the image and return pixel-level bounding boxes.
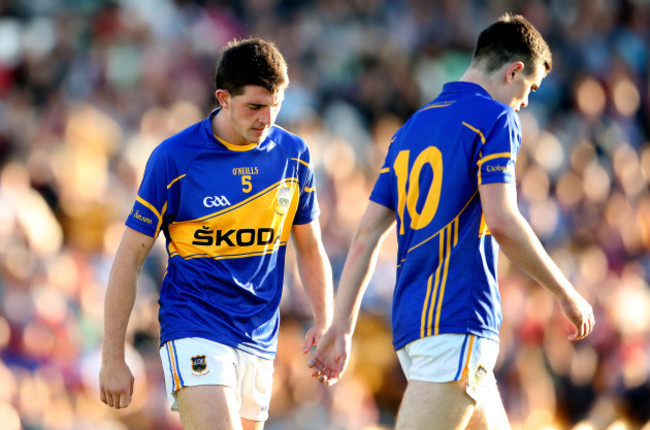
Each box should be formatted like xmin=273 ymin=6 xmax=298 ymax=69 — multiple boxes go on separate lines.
xmin=191 ymin=355 xmax=207 ymax=374
xmin=276 ymin=187 xmax=292 ymax=215
xmin=473 ymin=364 xmax=487 ymax=386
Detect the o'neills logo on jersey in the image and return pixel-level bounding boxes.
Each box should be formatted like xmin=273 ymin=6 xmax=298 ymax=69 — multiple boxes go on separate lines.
xmin=203 ymin=195 xmax=231 ymax=208
xmin=232 ymin=167 xmax=259 ymax=175
xmin=192 ymin=226 xmax=278 ymax=247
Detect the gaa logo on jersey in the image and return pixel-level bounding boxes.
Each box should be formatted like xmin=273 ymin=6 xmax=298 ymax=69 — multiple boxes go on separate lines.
xmin=203 ymin=195 xmax=231 ymax=208
xmin=191 ymin=355 xmax=209 ymax=375
xmin=276 ymin=187 xmax=291 ymax=215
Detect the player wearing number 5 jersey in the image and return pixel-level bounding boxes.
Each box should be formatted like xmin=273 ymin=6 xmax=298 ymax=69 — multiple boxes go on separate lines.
xmin=100 ymin=38 xmax=333 ymax=430
xmin=310 ymin=13 xmax=595 ymax=430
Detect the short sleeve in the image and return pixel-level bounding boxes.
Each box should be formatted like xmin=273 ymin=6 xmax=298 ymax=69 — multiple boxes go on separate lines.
xmin=125 ymin=145 xmax=170 ymax=237
xmin=369 ymin=164 xmax=394 ymax=209
xmin=370 ymin=131 xmax=399 ymax=210
xmin=292 ymin=151 xmax=321 ymax=225
xmin=476 ymin=110 xmax=521 ymax=186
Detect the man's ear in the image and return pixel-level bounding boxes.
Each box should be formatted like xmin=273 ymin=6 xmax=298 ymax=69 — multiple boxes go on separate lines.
xmin=215 ymin=89 xmax=230 ymax=108
xmin=505 ymin=62 xmax=525 ymax=83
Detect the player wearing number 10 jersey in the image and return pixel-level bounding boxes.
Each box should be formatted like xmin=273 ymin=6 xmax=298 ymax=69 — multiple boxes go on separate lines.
xmin=369 ymin=81 xmax=519 ymax=350
xmin=311 ymin=14 xmax=594 ymax=430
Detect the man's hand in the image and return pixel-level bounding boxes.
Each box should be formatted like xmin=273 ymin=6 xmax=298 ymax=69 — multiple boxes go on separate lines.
xmin=99 ymin=359 xmax=134 ymax=409
xmin=307 ymin=326 xmax=351 ymax=386
xmin=558 ymin=291 xmax=595 ymax=341
xmin=301 ymin=322 xmax=328 ymax=355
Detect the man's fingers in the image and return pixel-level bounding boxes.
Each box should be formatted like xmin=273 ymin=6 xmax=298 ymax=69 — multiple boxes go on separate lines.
xmin=302 ymin=335 xmax=316 ymax=354
xmin=119 ymin=393 xmax=131 ymax=409
xmin=311 ymin=362 xmax=324 ymax=378
xmin=324 ymin=375 xmax=340 ymax=386
xmin=105 ymin=391 xmax=115 ymax=407
xmin=307 ymin=356 xmax=318 ymax=368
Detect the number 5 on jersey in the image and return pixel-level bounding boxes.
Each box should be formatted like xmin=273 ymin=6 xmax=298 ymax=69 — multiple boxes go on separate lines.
xmin=241 ymin=175 xmax=252 ymax=193
xmin=394 ymin=147 xmax=443 ymax=235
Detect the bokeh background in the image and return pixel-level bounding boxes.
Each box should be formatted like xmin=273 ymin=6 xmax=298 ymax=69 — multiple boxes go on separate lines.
xmin=0 ymin=0 xmax=649 ymax=429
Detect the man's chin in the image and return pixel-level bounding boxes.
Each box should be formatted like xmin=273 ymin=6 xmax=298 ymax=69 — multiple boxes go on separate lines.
xmin=249 ymin=130 xmax=268 ymax=143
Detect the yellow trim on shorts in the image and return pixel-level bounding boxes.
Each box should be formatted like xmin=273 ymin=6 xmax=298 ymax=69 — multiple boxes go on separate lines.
xmin=168 ymin=342 xmax=182 ymax=391
xmin=461 ymin=335 xmax=475 ymax=382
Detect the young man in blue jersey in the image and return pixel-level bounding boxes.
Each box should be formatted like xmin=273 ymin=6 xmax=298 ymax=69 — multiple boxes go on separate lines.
xmin=309 ymin=14 xmax=595 ymax=429
xmin=99 ymin=38 xmax=334 ymax=430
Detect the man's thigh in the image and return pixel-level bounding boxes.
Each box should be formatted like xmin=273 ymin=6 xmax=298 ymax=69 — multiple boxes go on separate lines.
xmin=466 ymin=382 xmax=511 ymax=430
xmin=177 ymin=385 xmax=242 ymax=430
xmin=396 ymin=380 xmax=474 ymax=430
xmin=395 ymin=334 xmax=508 ymax=429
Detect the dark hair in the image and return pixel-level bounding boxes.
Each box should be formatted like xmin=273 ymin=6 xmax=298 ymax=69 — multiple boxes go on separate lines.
xmin=214 ymin=38 xmax=288 ymax=97
xmin=472 ymin=13 xmax=552 ymax=75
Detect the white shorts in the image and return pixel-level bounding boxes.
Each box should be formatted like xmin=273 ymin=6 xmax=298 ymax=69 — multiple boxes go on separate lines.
xmin=396 ymin=333 xmax=499 ymax=403
xmin=159 ymin=337 xmax=274 ymax=421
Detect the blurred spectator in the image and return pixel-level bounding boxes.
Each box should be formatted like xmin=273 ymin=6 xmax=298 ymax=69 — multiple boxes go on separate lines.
xmin=0 ymin=0 xmax=649 ymax=429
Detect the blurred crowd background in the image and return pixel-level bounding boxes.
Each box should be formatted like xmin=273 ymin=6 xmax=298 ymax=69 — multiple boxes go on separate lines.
xmin=0 ymin=0 xmax=649 ymax=429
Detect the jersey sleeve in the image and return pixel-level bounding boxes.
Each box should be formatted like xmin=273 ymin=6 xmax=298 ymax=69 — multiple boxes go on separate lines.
xmin=369 ymin=164 xmax=394 ymax=209
xmin=476 ymin=110 xmax=521 ymax=186
xmin=292 ymin=151 xmax=321 ymax=225
xmin=125 ymin=144 xmax=171 ymax=237
xmin=370 ymin=133 xmax=398 ymax=210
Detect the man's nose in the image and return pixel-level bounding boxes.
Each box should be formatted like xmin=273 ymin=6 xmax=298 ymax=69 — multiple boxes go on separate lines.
xmin=258 ymin=107 xmax=272 ymax=125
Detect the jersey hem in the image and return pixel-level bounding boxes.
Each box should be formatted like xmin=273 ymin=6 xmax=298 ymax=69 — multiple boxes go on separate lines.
xmin=393 ymin=326 xmax=500 ymax=351
xmin=160 ymin=330 xmax=277 ymax=360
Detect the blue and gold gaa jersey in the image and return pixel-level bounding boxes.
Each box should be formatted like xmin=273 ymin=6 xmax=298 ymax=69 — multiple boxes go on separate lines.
xmin=126 ymin=109 xmax=320 ymax=359
xmin=370 ymin=82 xmax=522 ymax=350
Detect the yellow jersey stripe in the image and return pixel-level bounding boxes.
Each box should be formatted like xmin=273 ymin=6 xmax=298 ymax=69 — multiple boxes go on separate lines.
xmin=406 ymin=191 xmax=477 ymax=255
xmin=421 ymin=101 xmax=455 ymax=111
xmin=291 ymin=157 xmax=311 ymax=168
xmin=155 ymin=202 xmax=168 ymax=237
xmin=476 ymin=152 xmax=512 ymax=185
xmin=427 ymin=233 xmax=444 ymax=337
xmin=462 ymin=122 xmax=486 ymax=144
xmin=136 ymin=196 xmax=162 ymax=222
xmin=304 ymin=186 xmax=315 ymax=192
xmin=434 ymin=226 xmax=453 ymax=335
xmin=477 ymin=152 xmax=512 ymax=166
xmin=167 ymin=174 xmax=186 ymax=189
xmin=420 ymin=274 xmax=434 ymax=338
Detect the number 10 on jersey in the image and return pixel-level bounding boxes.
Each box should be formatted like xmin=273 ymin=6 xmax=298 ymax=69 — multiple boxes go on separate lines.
xmin=394 ymin=147 xmax=443 ymax=235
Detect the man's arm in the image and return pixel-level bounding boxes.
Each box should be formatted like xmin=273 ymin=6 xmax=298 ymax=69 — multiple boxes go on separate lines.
xmin=309 ymin=201 xmax=396 ymax=385
xmin=291 ymin=220 xmax=334 ymax=354
xmin=99 ymin=227 xmax=155 ymax=409
xmin=479 ymin=182 xmax=595 ymax=340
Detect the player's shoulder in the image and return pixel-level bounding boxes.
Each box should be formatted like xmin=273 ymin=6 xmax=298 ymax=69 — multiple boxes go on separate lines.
xmin=471 ymin=95 xmax=516 ymax=120
xmin=426 ymin=81 xmax=517 ymax=122
xmin=151 ymin=119 xmax=210 ymax=164
xmin=266 ymin=124 xmax=310 ymax=156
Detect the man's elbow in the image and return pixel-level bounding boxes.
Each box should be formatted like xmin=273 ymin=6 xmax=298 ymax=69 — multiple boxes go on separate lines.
xmin=483 ymin=213 xmax=515 ymax=243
